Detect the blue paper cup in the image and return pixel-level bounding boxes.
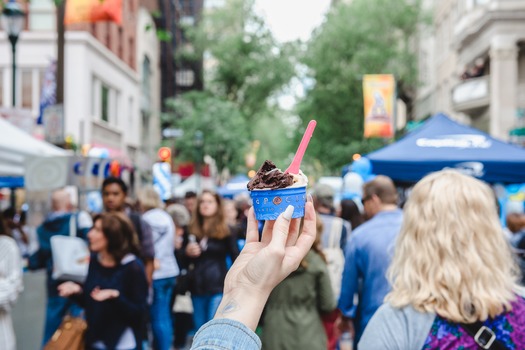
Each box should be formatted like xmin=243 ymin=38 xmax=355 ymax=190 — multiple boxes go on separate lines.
xmin=250 ymin=186 xmax=307 ymax=221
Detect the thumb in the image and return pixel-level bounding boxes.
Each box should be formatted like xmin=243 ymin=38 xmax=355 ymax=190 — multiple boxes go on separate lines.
xmin=269 ymin=205 xmax=294 ymax=250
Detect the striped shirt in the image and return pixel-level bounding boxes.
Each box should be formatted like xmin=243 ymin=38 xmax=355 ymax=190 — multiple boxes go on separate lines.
xmin=0 ymin=235 xmax=23 ymax=350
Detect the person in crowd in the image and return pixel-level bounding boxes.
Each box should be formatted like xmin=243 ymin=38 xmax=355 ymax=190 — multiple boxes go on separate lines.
xmin=58 ymin=212 xmax=149 ymax=350
xmin=222 ymin=199 xmax=238 ymax=228
xmin=28 ymin=188 xmax=92 ymax=346
xmin=183 ymin=191 xmax=197 ymax=217
xmin=312 ymin=184 xmax=350 ymax=251
xmin=359 ymin=170 xmax=525 ymax=349
xmin=0 ymin=211 xmax=23 ymax=350
xmin=312 ymin=183 xmax=350 ymax=349
xmin=189 ymin=200 xmax=317 ymax=350
xmin=338 ymin=175 xmax=403 ymax=345
xmin=505 ymin=212 xmax=525 ymax=285
xmin=339 ymin=198 xmax=365 ymax=231
xmin=138 ymin=187 xmax=179 ymax=350
xmin=260 ymin=212 xmax=336 ymax=349
xmin=166 ymin=204 xmax=194 ymax=350
xmin=3 ymin=207 xmax=37 ymax=259
xmin=183 ymin=190 xmax=239 ymax=330
xmin=102 ymin=177 xmax=155 ymax=285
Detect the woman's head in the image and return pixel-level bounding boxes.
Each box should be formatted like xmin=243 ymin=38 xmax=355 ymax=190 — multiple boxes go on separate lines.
xmin=137 ymin=186 xmax=164 ymax=212
xmin=386 ymin=170 xmax=521 ymax=323
xmin=190 ymin=190 xmax=229 ymax=239
xmin=0 ymin=211 xmax=10 ymax=237
xmin=89 ymin=212 xmax=140 ymax=262
xmin=340 ymin=199 xmax=364 ymax=230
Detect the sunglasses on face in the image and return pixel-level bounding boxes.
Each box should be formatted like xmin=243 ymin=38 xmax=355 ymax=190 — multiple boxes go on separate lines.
xmin=361 ymin=195 xmax=372 ymax=205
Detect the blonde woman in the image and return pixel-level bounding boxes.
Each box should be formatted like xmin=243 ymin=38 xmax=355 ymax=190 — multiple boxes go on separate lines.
xmin=359 ymin=170 xmax=525 ymax=349
xmin=138 ymin=186 xmax=179 ymax=350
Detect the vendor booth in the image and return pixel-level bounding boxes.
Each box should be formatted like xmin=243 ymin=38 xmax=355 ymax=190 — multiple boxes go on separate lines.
xmin=365 ymin=113 xmax=525 ymax=184
xmin=0 ymin=117 xmax=69 ymax=188
xmin=217 ymin=174 xmax=250 ymax=199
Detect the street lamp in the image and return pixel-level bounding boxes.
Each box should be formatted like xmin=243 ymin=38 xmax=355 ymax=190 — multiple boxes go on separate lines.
xmin=2 ymin=0 xmax=25 ymax=107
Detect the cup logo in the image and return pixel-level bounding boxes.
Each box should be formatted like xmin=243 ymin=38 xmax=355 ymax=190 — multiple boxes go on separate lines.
xmin=273 ymin=197 xmax=282 ymax=205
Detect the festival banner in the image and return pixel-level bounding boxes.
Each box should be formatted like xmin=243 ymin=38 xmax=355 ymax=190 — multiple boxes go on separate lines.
xmin=363 ymin=74 xmax=395 ymax=138
xmin=37 ymin=60 xmax=56 ymax=125
xmin=65 ymin=0 xmax=122 ymax=25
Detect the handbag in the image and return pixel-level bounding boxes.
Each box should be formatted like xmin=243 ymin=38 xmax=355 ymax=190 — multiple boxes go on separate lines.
xmin=51 ymin=214 xmax=90 ymax=283
xmin=459 ymin=321 xmax=508 ymax=350
xmin=44 ymin=315 xmax=87 ymax=350
xmin=172 ymin=292 xmax=194 ymax=314
xmin=174 ymin=264 xmax=194 ymax=295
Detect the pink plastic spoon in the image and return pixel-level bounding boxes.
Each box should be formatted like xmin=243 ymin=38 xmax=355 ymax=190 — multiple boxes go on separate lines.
xmin=285 ymin=120 xmax=317 ymax=174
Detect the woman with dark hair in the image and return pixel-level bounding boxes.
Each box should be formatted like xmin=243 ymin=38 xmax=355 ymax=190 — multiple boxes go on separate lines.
xmin=339 ymin=199 xmax=365 ymax=230
xmin=0 ymin=211 xmax=23 ymax=350
xmin=183 ymin=190 xmax=239 ymax=330
xmin=58 ymin=212 xmax=148 ymax=350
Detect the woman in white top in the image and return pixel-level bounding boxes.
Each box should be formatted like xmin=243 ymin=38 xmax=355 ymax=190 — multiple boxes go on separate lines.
xmin=138 ymin=187 xmax=179 ymax=350
xmin=0 ymin=212 xmax=23 ymax=350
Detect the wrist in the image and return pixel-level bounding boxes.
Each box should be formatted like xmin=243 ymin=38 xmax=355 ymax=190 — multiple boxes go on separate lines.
xmin=214 ymin=288 xmax=269 ymax=331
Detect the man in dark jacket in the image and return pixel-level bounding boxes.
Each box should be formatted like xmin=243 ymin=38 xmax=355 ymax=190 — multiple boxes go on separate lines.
xmin=28 ymin=189 xmax=92 ymax=346
xmin=101 ymin=177 xmax=155 ymax=285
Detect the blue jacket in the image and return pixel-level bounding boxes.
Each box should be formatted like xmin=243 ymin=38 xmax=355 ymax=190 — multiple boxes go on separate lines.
xmin=338 ymin=209 xmax=403 ymax=343
xmin=191 ymin=319 xmax=261 ymax=350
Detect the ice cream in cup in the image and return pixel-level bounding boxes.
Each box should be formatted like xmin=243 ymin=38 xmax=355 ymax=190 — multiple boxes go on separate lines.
xmin=247 ymin=160 xmax=308 ymax=221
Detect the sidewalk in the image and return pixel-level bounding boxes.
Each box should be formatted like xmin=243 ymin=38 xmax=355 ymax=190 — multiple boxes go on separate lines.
xmin=12 ymin=270 xmax=46 ymax=350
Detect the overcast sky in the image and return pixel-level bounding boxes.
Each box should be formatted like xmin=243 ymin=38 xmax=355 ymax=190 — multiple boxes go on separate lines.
xmin=254 ymin=0 xmax=331 ymax=43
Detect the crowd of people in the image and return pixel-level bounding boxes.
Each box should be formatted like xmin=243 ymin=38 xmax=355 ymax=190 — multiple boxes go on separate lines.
xmin=0 ymin=169 xmax=525 ymax=349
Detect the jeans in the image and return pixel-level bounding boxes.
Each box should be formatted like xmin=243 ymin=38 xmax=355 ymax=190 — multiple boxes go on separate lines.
xmin=150 ymin=277 xmax=176 ymax=350
xmin=191 ymin=293 xmax=223 ymax=330
xmin=42 ymin=295 xmax=83 ymax=347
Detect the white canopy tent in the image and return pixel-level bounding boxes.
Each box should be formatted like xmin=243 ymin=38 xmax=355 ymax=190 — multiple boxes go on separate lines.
xmin=0 ymin=117 xmax=69 ymax=183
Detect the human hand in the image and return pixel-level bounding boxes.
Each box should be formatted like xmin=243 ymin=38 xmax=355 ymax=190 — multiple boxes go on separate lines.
xmin=338 ymin=316 xmax=356 ymax=339
xmin=186 ymin=242 xmax=202 ymax=257
xmin=57 ymin=281 xmax=82 ymax=297
xmin=214 ymin=198 xmax=316 ymax=330
xmin=90 ymin=287 xmax=120 ymax=301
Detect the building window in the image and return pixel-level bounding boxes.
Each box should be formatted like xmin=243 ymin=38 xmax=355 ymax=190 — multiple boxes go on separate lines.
xmin=21 ymin=70 xmax=32 ymax=109
xmin=176 ymin=69 xmax=195 ymax=87
xmin=118 ymin=27 xmax=124 ymax=59
xmin=129 ymin=38 xmax=135 ymax=68
xmin=141 ymin=56 xmax=151 ymax=111
xmin=0 ymin=70 xmax=3 ymax=106
xmin=101 ymin=85 xmax=109 ymax=122
xmin=29 ymin=0 xmax=55 ymax=31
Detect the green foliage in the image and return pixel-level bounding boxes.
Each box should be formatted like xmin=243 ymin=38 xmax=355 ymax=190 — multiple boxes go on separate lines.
xmin=183 ymin=0 xmax=296 ymax=124
xmin=163 ymin=91 xmax=250 ymax=173
xmin=298 ymin=0 xmax=423 ymax=172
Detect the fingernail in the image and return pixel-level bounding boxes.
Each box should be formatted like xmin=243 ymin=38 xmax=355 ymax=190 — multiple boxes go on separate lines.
xmin=307 ymin=194 xmax=313 ymax=202
xmin=283 ymin=205 xmax=294 ymax=220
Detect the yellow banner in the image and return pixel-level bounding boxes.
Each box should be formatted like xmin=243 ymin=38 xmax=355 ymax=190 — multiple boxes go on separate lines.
xmin=65 ymin=0 xmax=122 ymax=25
xmin=363 ymin=74 xmax=395 ymax=138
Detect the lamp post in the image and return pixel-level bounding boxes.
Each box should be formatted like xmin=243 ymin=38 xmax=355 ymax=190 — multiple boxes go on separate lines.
xmin=2 ymin=0 xmax=25 ymax=107
xmin=194 ymin=130 xmax=204 ymax=193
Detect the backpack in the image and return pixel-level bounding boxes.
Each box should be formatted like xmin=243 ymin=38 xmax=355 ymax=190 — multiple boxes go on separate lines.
xmin=323 ymin=217 xmax=345 ymax=299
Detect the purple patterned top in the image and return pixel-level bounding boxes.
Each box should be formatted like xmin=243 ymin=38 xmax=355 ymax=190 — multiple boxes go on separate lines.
xmin=422 ymin=295 xmax=525 ymax=349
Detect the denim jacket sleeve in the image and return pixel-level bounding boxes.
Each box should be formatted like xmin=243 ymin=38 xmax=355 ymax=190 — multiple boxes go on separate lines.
xmin=191 ymin=319 xmax=262 ymax=350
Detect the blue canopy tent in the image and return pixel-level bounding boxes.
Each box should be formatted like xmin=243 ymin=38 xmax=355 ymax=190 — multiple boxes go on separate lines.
xmin=217 ymin=174 xmax=250 ymax=199
xmin=365 ymin=113 xmax=525 ymax=183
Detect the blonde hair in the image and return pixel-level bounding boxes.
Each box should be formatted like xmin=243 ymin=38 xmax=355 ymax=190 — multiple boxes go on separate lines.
xmin=137 ymin=186 xmax=164 ymax=212
xmin=385 ymin=170 xmax=521 ymax=323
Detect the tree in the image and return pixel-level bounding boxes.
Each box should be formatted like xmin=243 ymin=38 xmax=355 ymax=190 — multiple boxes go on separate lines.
xmin=298 ymin=0 xmax=423 ymax=173
xmin=182 ymin=0 xmax=297 ymax=126
xmin=164 ymin=92 xmax=250 ymax=174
